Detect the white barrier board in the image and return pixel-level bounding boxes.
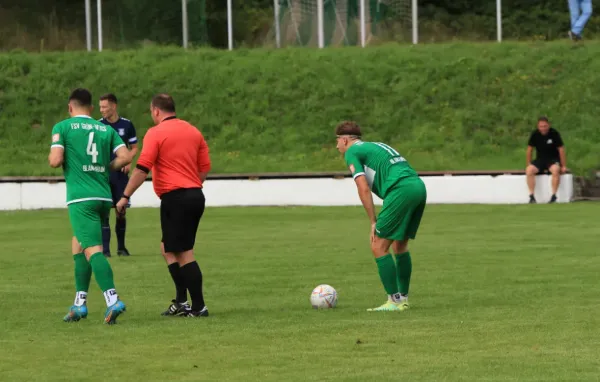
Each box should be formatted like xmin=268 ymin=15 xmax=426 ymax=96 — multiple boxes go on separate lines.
xmin=0 ymin=174 xmax=573 ymax=211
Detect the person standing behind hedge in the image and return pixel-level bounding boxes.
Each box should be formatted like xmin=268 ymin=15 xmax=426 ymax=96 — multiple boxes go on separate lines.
xmin=568 ymin=0 xmax=592 ymax=41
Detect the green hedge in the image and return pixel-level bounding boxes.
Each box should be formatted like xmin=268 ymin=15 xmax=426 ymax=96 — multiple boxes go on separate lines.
xmin=0 ymin=42 xmax=598 ymax=176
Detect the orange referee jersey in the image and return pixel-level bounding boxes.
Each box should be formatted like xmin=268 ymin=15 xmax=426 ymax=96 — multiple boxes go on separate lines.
xmin=137 ymin=116 xmax=211 ymax=198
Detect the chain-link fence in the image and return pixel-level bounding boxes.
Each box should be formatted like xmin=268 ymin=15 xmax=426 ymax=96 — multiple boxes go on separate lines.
xmin=1 ymin=0 xmax=599 ymax=52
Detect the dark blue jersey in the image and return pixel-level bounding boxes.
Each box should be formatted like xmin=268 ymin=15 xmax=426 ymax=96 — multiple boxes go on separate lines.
xmin=99 ymin=117 xmax=137 ymax=165
xmin=99 ymin=117 xmax=137 ymax=148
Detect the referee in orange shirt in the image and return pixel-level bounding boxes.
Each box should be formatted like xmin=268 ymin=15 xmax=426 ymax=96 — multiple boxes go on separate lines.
xmin=116 ymin=94 xmax=211 ymax=317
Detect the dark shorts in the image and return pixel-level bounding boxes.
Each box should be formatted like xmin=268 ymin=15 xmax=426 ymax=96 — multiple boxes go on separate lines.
xmin=531 ymin=158 xmax=560 ymax=174
xmin=160 ymin=188 xmax=206 ymax=253
xmin=109 ymin=171 xmax=130 ymax=207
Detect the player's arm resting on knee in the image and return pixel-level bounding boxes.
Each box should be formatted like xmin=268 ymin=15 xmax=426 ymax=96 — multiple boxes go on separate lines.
xmin=109 ymin=145 xmax=133 ymax=172
xmin=354 ymin=175 xmax=377 ymax=224
xmin=197 ymin=133 xmax=211 ymax=182
xmin=346 ymin=152 xmax=376 ymax=224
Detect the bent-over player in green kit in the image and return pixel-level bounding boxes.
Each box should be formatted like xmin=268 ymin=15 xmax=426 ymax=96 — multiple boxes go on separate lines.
xmin=48 ymin=88 xmax=132 ymax=324
xmin=335 ymin=121 xmax=427 ymax=312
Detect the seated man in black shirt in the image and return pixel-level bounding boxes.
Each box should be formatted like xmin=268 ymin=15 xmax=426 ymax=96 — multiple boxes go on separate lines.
xmin=525 ymin=116 xmax=567 ymax=204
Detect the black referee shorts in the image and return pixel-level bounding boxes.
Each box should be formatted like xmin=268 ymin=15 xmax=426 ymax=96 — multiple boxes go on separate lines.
xmin=160 ymin=188 xmax=206 ymax=253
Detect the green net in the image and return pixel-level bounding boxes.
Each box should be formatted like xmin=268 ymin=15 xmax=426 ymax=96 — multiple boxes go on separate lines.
xmin=108 ymin=0 xmax=209 ymax=48
xmin=271 ymin=0 xmax=412 ymax=47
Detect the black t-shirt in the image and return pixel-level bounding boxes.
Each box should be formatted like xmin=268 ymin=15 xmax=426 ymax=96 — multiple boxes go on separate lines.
xmin=527 ymin=128 xmax=564 ymax=161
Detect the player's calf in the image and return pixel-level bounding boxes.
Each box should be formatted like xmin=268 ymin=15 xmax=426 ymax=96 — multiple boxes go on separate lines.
xmin=101 ymin=220 xmax=112 ymax=257
xmin=392 ymin=239 xmax=412 ymax=298
xmin=370 ymin=235 xmax=404 ymax=307
xmin=115 ymin=215 xmax=130 ymax=255
xmin=84 ymin=245 xmax=127 ymax=324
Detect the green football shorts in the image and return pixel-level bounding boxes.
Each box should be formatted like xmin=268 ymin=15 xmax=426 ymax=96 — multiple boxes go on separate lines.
xmin=67 ymin=200 xmax=112 ymax=250
xmin=375 ymin=177 xmax=427 ymax=241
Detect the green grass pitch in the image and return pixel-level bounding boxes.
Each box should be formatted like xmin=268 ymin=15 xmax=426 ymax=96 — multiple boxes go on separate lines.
xmin=1 ymin=204 xmax=599 ymax=381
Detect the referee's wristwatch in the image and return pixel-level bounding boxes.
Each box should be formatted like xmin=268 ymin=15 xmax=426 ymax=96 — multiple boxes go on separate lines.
xmin=122 ymin=194 xmax=131 ymax=200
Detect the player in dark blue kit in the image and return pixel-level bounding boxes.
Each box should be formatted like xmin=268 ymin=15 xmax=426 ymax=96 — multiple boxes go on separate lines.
xmin=99 ymin=93 xmax=138 ymax=257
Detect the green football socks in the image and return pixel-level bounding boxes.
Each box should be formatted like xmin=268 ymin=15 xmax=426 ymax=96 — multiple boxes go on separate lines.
xmin=375 ymin=254 xmax=400 ymax=296
xmin=73 ymin=253 xmax=91 ymax=291
xmin=89 ymin=252 xmax=119 ymax=307
xmin=73 ymin=253 xmax=91 ymax=306
xmin=395 ymin=252 xmax=412 ymax=296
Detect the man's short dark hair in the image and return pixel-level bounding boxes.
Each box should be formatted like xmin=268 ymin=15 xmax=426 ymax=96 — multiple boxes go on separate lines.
xmin=335 ymin=121 xmax=362 ymax=138
xmin=538 ymin=116 xmax=550 ymax=124
xmin=69 ymin=88 xmax=92 ymax=107
xmin=151 ymin=93 xmax=176 ymax=113
xmin=99 ymin=93 xmax=118 ymax=104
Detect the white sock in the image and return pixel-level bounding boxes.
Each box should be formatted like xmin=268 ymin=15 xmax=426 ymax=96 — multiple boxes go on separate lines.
xmin=390 ymin=293 xmax=402 ymax=303
xmin=103 ymin=289 xmax=119 ymax=307
xmin=74 ymin=291 xmax=87 ymax=307
xmin=400 ymin=294 xmax=409 ymax=302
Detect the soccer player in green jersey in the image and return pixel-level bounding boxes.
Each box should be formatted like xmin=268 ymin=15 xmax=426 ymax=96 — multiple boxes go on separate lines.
xmin=335 ymin=121 xmax=427 ymax=312
xmin=48 ymin=88 xmax=132 ymax=324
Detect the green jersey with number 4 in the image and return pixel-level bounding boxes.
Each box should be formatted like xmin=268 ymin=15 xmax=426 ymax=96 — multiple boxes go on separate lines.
xmin=51 ymin=115 xmax=125 ymax=205
xmin=344 ymin=141 xmax=419 ymax=200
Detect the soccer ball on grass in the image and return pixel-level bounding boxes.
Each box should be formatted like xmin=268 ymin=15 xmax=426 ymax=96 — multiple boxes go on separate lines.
xmin=310 ymin=284 xmax=338 ymax=309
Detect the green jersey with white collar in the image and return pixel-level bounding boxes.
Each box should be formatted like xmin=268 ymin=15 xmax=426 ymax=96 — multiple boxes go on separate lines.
xmin=51 ymin=116 xmax=125 ymax=205
xmin=344 ymin=141 xmax=419 ymax=199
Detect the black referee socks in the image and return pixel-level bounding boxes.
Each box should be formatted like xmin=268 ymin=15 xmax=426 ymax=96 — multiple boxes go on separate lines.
xmin=180 ymin=261 xmax=206 ymax=311
xmin=167 ymin=263 xmax=188 ymax=303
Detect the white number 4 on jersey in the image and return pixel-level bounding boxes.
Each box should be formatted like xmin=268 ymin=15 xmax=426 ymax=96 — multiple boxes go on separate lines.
xmin=87 ymin=132 xmax=99 ymax=164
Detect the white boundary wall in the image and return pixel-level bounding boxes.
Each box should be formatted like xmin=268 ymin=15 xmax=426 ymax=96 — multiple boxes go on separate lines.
xmin=0 ymin=174 xmax=573 ymax=210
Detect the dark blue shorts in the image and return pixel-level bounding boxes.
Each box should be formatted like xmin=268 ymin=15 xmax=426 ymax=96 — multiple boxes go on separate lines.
xmin=109 ymin=171 xmax=131 ymax=207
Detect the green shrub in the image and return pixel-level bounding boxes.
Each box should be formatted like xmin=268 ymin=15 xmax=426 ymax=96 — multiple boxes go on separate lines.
xmin=0 ymin=42 xmax=598 ymax=176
